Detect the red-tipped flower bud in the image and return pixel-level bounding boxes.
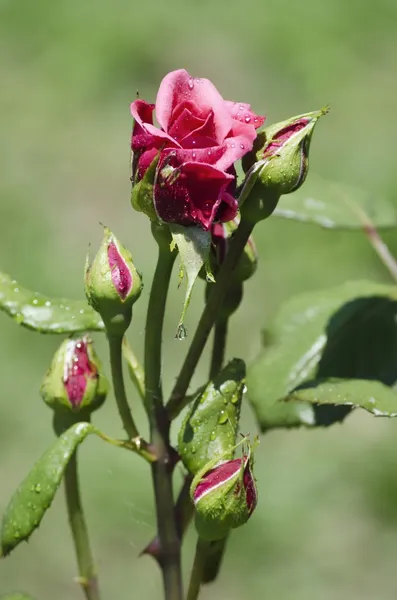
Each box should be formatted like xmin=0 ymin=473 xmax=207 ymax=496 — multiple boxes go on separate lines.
xmin=190 ymin=442 xmax=257 ymax=541
xmin=85 ymin=227 xmax=143 ymax=336
xmin=40 ymin=336 xmax=108 ymax=415
xmin=240 ymin=109 xmax=327 ymax=224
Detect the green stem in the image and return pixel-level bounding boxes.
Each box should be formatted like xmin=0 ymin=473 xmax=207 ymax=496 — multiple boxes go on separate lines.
xmin=209 ymin=318 xmax=228 ymax=380
xmin=108 ymin=333 xmax=139 ymax=439
xmin=144 ymin=233 xmax=182 ymax=600
xmin=187 ymin=537 xmax=209 ymax=600
xmin=363 ymin=223 xmax=397 ymax=284
xmin=167 ymin=218 xmax=254 ymax=419
xmin=64 ymin=450 xmax=100 ymax=600
xmin=122 ymin=336 xmax=145 ymax=401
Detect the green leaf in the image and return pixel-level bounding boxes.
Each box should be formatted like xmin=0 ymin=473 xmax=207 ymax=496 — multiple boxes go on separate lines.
xmin=273 ymin=175 xmax=397 ymax=229
xmin=247 ymin=280 xmax=397 ymax=431
xmin=289 ymin=378 xmax=397 ymax=417
xmin=170 ymin=225 xmax=212 ymax=339
xmin=1 ymin=422 xmax=95 ymax=556
xmin=0 ymin=272 xmax=104 ymax=333
xmin=178 ymin=359 xmax=245 ymax=474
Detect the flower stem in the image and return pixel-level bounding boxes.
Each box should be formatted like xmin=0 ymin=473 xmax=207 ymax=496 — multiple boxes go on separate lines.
xmin=167 ymin=218 xmax=254 ymax=419
xmin=362 ymin=223 xmax=397 ymax=284
xmin=108 ymin=333 xmax=139 ymax=439
xmin=187 ymin=537 xmax=210 ymax=600
xmin=144 ymin=231 xmax=182 ymax=600
xmin=122 ymin=336 xmax=145 ymax=401
xmin=209 ymin=318 xmax=228 ymax=380
xmin=64 ymin=449 xmax=100 ymax=600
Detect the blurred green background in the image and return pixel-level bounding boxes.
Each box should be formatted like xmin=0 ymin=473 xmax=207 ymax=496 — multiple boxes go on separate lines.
xmin=1 ymin=0 xmax=397 ymax=598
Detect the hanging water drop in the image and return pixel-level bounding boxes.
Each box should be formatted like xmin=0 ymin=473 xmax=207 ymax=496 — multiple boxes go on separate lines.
xmin=176 ymin=323 xmax=187 ymax=340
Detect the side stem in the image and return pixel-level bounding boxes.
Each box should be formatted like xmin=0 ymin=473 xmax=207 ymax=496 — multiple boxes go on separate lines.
xmin=167 ymin=218 xmax=254 ymax=419
xmin=144 ymin=239 xmax=182 ymax=600
xmin=209 ymin=318 xmax=228 ymax=380
xmin=108 ymin=333 xmax=139 ymax=439
xmin=64 ymin=450 xmax=100 ymax=600
xmin=186 ymin=537 xmax=210 ymax=600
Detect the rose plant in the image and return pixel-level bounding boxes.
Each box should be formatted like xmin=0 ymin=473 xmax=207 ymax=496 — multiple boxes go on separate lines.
xmin=2 ymin=67 xmax=396 ymax=600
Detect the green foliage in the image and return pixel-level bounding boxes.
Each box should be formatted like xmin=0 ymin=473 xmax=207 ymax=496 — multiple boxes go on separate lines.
xmin=247 ymin=280 xmax=397 ymax=430
xmin=1 ymin=422 xmax=95 ymax=556
xmin=0 ymin=272 xmax=104 ymax=334
xmin=0 ymin=595 xmax=37 ymax=600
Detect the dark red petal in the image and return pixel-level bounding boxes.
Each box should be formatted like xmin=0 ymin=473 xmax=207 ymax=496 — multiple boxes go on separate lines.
xmin=63 ymin=339 xmax=96 ymax=407
xmin=264 ymin=118 xmax=310 ymax=158
xmin=216 ymin=192 xmax=238 ymax=223
xmin=194 ymin=458 xmax=243 ymax=502
xmin=180 ymin=110 xmax=218 ymax=148
xmin=154 ymin=153 xmax=233 ymax=230
xmin=108 ymin=242 xmax=133 ymax=300
xmin=243 ymin=461 xmax=257 ymax=515
xmin=130 ymin=98 xmax=180 ymax=151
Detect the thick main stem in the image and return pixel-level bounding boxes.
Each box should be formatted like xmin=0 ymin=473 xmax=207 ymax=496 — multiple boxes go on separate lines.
xmin=64 ymin=451 xmax=100 ymax=600
xmin=167 ymin=218 xmax=254 ymax=419
xmin=108 ymin=333 xmax=139 ymax=439
xmin=144 ymin=241 xmax=182 ymax=600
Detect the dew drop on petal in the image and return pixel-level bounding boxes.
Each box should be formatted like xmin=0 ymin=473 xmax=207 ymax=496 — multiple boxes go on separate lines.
xmin=188 ymin=78 xmax=194 ymax=90
xmin=244 ymin=116 xmax=251 ymax=123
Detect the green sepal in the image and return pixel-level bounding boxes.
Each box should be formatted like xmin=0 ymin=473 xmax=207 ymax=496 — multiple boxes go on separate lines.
xmin=131 ymin=151 xmax=160 ymax=221
xmin=178 ymin=358 xmax=245 ymax=474
xmin=0 ymin=272 xmax=104 ymax=334
xmin=0 ymin=422 xmax=95 ymax=557
xmin=170 ymin=224 xmax=213 ymax=339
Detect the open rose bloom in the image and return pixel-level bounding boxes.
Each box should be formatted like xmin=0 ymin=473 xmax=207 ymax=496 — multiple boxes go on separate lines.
xmin=131 ymin=69 xmax=265 ymax=230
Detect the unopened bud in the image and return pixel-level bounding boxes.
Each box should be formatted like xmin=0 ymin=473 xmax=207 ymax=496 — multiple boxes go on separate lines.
xmin=40 ymin=336 xmax=108 ymax=415
xmin=191 ymin=442 xmax=257 ymax=541
xmin=240 ymin=109 xmax=327 ymax=224
xmin=85 ymin=227 xmax=142 ymax=336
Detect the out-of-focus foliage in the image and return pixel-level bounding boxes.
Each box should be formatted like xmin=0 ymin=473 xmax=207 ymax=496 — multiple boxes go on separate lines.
xmin=1 ymin=0 xmax=397 ymax=598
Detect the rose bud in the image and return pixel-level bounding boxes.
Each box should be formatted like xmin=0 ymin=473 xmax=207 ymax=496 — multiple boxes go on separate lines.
xmin=40 ymin=336 xmax=108 ymax=415
xmin=85 ymin=227 xmax=143 ymax=336
xmin=240 ymin=109 xmax=327 ymax=224
xmin=130 ymin=69 xmax=264 ymax=230
xmin=190 ymin=443 xmax=257 ymax=541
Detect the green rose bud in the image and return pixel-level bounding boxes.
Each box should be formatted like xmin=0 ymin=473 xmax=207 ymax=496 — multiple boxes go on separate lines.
xmin=85 ymin=227 xmax=143 ymax=336
xmin=240 ymin=109 xmax=327 ymax=224
xmin=178 ymin=359 xmax=245 ymax=475
xmin=40 ymin=335 xmax=108 ymax=415
xmin=191 ymin=440 xmax=257 ymax=541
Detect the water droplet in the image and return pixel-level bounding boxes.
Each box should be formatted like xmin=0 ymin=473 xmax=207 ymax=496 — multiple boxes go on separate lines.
xmin=242 ymin=384 xmax=248 ymax=394
xmin=218 ymin=410 xmax=228 ymax=424
xmin=231 ymin=143 xmax=235 ymax=148
xmin=191 ymin=445 xmax=197 ymax=454
xmin=14 ymin=287 xmax=19 ymax=293
xmin=254 ymin=117 xmax=259 ymax=123
xmin=176 ymin=323 xmax=187 ymax=340
xmin=34 ymin=484 xmax=41 ymax=493
xmin=210 ymin=430 xmax=217 ymax=441
xmin=223 ymin=396 xmax=228 ymax=405
xmin=195 ymin=78 xmax=201 ymax=84
xmin=231 ymin=394 xmax=239 ymax=404
xmin=65 ymin=306 xmax=70 ymax=311
xmin=188 ymin=78 xmax=194 ymax=90
xmin=240 ymin=143 xmax=245 ymax=150
xmin=79 ymin=309 xmax=85 ymax=314
xmin=59 ymin=304 xmax=64 ymax=309
xmin=239 ymin=104 xmax=245 ymax=111
xmin=193 ymin=426 xmax=198 ymax=434
xmin=14 ymin=530 xmax=21 ymax=540
xmin=207 ymin=149 xmax=212 ymax=156
xmin=32 ymin=298 xmax=38 ymax=305
xmin=192 ymin=152 xmax=196 ymax=160
xmin=45 ymin=301 xmax=51 ymax=307
xmin=244 ymin=116 xmax=251 ymax=123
